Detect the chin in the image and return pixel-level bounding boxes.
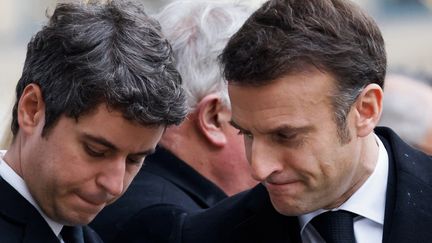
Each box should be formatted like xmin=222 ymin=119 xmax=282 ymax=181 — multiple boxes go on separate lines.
xmin=269 ymin=196 xmax=311 ymax=216
xmin=56 ymin=207 xmax=100 ymax=225
xmin=62 ymin=213 xmax=97 ymax=226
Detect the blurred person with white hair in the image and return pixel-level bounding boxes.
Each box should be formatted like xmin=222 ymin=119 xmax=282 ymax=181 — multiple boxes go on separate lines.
xmin=90 ymin=1 xmax=257 ymax=242
xmin=379 ymin=74 xmax=432 ymax=154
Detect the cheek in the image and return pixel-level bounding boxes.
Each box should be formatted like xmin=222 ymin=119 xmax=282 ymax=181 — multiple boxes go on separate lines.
xmin=227 ymin=134 xmax=247 ymax=158
xmin=24 ymin=139 xmax=58 ymax=180
xmin=313 ymin=146 xmax=354 ymax=189
xmin=124 ymin=164 xmax=142 ymax=186
xmin=284 ymin=144 xmax=333 ymax=183
xmin=49 ymin=142 xmax=95 ymax=188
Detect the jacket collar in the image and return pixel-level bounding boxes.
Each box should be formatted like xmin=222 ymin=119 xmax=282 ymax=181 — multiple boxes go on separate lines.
xmin=376 ymin=126 xmax=432 ymax=242
xmin=143 ymin=146 xmax=227 ymax=208
xmin=238 ymin=184 xmax=301 ymax=243
xmin=0 ymin=177 xmax=59 ymax=243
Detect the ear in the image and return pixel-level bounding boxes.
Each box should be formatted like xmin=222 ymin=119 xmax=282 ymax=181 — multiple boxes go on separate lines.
xmin=354 ymin=84 xmax=383 ymax=137
xmin=17 ymin=84 xmax=45 ymax=135
xmin=196 ymin=94 xmax=228 ymax=147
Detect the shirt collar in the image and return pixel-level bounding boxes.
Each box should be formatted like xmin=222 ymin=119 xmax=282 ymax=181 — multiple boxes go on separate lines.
xmin=299 ymin=134 xmax=388 ymax=232
xmin=0 ymin=150 xmax=63 ymax=237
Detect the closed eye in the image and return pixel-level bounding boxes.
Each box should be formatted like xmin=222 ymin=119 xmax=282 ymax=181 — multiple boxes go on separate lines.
xmin=84 ymin=144 xmax=108 ymax=157
xmin=272 ymin=132 xmax=306 ymax=147
xmin=276 ymin=132 xmax=297 ymax=140
xmin=126 ymin=156 xmax=145 ymax=165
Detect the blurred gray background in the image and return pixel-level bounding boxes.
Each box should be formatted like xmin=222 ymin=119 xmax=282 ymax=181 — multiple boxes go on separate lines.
xmin=1 ymin=0 xmax=431 ymax=136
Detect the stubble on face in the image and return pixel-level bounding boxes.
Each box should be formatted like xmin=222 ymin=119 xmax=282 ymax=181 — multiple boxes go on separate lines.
xmin=19 ymin=105 xmax=164 ymax=225
xmin=229 ymin=70 xmax=376 ymax=216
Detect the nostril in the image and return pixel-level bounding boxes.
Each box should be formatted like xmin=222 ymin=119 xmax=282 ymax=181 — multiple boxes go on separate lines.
xmin=96 ymin=167 xmax=125 ymax=198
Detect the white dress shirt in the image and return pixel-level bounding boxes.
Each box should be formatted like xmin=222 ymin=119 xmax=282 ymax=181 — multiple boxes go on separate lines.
xmin=298 ymin=135 xmax=389 ymax=243
xmin=0 ymin=150 xmax=64 ymax=241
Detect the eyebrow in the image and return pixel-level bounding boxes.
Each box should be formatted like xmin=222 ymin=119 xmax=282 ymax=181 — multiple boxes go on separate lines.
xmin=266 ymin=124 xmax=315 ymax=135
xmin=82 ymin=133 xmax=156 ymax=156
xmin=229 ymin=120 xmax=314 ymax=135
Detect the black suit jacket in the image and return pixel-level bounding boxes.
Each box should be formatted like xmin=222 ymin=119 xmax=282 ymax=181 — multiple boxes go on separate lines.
xmin=181 ymin=127 xmax=432 ymax=243
xmin=90 ymin=147 xmax=227 ymax=242
xmin=0 ymin=176 xmax=102 ymax=243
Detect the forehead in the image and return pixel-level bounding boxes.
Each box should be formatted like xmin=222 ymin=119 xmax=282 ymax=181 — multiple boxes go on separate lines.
xmin=59 ymin=104 xmax=164 ymax=152
xmin=228 ymin=70 xmax=336 ymax=131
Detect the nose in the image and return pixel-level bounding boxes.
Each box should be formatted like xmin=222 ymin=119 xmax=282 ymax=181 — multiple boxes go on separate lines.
xmin=96 ymin=158 xmax=125 ymax=198
xmin=248 ymin=139 xmax=282 ymax=181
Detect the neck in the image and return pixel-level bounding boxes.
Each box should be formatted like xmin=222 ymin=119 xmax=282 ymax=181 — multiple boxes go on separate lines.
xmin=160 ymin=129 xmax=222 ymax=187
xmin=2 ymin=138 xmax=23 ymax=178
xmin=161 ymin=127 xmax=249 ymax=196
xmin=328 ymin=133 xmax=379 ymax=209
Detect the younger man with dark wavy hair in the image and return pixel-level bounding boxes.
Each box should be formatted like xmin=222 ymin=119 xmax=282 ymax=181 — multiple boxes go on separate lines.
xmin=0 ymin=1 xmax=186 ymax=242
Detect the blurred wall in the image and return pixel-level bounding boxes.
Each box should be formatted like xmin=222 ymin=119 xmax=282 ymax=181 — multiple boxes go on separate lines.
xmin=355 ymin=0 xmax=432 ymax=76
xmin=0 ymin=0 xmax=57 ymax=148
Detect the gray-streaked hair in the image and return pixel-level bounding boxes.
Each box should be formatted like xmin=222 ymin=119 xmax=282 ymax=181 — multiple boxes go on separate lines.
xmin=11 ymin=0 xmax=187 ymax=137
xmin=154 ymin=1 xmax=253 ymax=111
xmin=221 ymin=0 xmax=386 ymax=143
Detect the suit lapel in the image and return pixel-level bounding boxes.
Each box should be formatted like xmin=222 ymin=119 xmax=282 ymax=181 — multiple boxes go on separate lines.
xmin=0 ymin=177 xmax=59 ymax=243
xmin=144 ymin=147 xmax=227 ymax=208
xmin=377 ymin=127 xmax=432 ymax=243
xmin=231 ymin=184 xmax=301 ymax=243
xmin=380 ymin=133 xmax=396 ymax=243
xmin=23 ymin=219 xmax=60 ymax=243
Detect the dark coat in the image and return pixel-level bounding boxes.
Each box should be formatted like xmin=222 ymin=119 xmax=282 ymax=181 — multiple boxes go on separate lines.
xmin=90 ymin=147 xmax=227 ymax=243
xmin=181 ymin=127 xmax=432 ymax=243
xmin=0 ymin=177 xmax=102 ymax=243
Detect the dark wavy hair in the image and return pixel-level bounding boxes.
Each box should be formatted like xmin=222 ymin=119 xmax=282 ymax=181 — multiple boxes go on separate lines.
xmin=11 ymin=0 xmax=187 ymax=137
xmin=221 ymin=0 xmax=386 ymax=143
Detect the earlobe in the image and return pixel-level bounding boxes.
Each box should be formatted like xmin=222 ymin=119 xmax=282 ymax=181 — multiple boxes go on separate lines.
xmin=17 ymin=84 xmax=45 ymax=135
xmin=355 ymin=84 xmax=383 ymax=137
xmin=196 ymin=94 xmax=228 ymax=147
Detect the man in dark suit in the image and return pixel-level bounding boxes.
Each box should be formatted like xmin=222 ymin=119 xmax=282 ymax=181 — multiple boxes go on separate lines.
xmin=90 ymin=2 xmax=258 ymax=242
xmin=178 ymin=0 xmax=432 ymax=242
xmin=182 ymin=127 xmax=432 ymax=243
xmin=0 ymin=0 xmax=187 ymax=242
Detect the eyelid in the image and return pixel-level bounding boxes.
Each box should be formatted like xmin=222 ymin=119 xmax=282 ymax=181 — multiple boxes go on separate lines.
xmin=277 ymin=132 xmax=297 ymax=140
xmin=126 ymin=156 xmax=145 ymax=165
xmin=85 ymin=143 xmax=108 ymax=157
xmin=273 ymin=132 xmax=306 ymax=148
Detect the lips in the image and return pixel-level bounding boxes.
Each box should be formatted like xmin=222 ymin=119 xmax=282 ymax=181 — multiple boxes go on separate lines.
xmin=265 ymin=178 xmax=299 ymax=186
xmin=265 ymin=181 xmax=298 ymax=187
xmin=264 ymin=179 xmax=301 ymax=194
xmin=77 ymin=193 xmax=110 ymax=207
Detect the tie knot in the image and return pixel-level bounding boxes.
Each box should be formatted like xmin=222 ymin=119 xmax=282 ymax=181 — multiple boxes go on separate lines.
xmin=310 ymin=210 xmax=356 ymax=243
xmin=60 ymin=226 xmax=83 ymax=243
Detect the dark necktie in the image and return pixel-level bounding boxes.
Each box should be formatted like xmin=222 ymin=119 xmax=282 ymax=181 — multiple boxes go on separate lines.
xmin=60 ymin=226 xmax=84 ymax=243
xmin=310 ymin=210 xmax=356 ymax=243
